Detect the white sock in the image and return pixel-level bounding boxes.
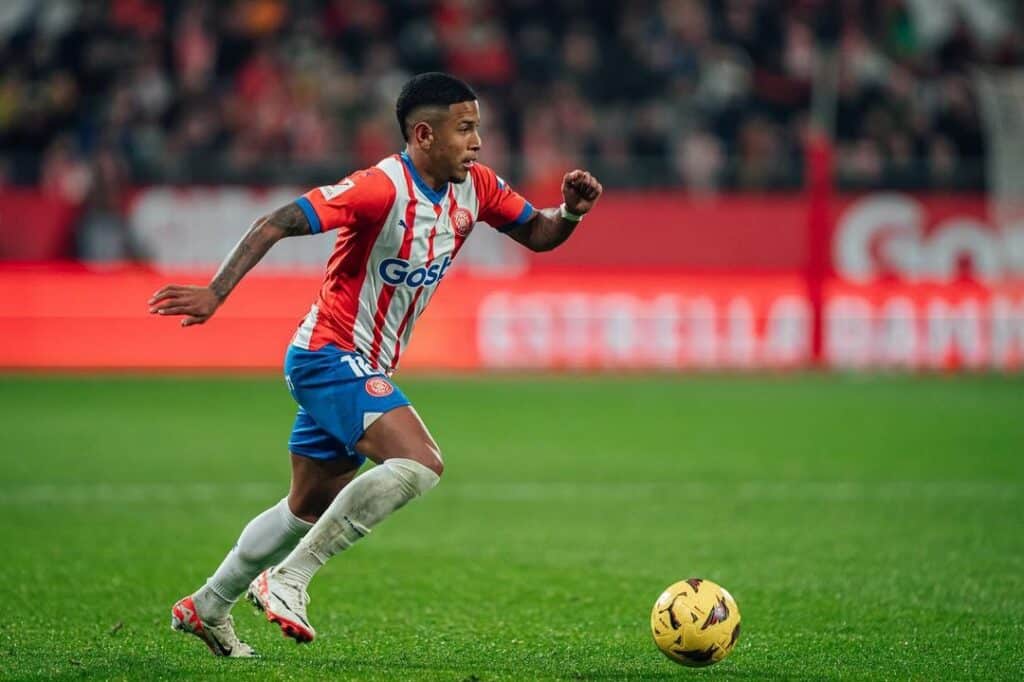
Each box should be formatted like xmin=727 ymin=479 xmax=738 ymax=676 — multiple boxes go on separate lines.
xmin=193 ymin=497 xmax=312 ymax=622
xmin=274 ymin=458 xmax=440 ymax=587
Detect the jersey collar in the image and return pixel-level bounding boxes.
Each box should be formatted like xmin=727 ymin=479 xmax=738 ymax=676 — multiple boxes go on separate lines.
xmin=400 ymin=151 xmax=448 ymax=205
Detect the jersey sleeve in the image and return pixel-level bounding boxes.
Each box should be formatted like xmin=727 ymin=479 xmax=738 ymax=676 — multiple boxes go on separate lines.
xmin=470 ymin=163 xmax=535 ymax=232
xmin=295 ymin=167 xmax=396 ymax=234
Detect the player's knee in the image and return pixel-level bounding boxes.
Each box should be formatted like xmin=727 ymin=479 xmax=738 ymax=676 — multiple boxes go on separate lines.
xmin=289 ymin=505 xmax=322 ymax=525
xmin=420 ymin=442 xmax=444 ymax=478
xmin=286 ymin=490 xmax=332 ymax=524
xmin=284 ymin=502 xmax=319 ymax=525
xmin=385 ymin=440 xmax=443 ymax=479
xmin=390 ymin=441 xmax=443 ymax=478
xmin=385 ymin=456 xmax=442 ymax=498
xmin=409 ymin=440 xmax=442 ymax=477
xmin=423 ymin=453 xmax=444 ymax=479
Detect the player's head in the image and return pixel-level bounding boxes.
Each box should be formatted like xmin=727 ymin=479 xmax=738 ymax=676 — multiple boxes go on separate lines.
xmin=396 ymin=72 xmax=480 ymax=184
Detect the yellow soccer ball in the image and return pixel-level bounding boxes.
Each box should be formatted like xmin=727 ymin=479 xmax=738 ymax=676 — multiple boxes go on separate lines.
xmin=650 ymin=578 xmax=741 ymax=667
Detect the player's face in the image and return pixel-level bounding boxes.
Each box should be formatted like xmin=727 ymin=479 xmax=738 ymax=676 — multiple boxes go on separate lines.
xmin=433 ymin=100 xmax=481 ymax=184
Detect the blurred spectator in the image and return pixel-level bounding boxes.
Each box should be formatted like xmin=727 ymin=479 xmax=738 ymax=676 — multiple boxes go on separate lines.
xmin=673 ymin=130 xmax=726 ymax=194
xmin=0 ymin=0 xmax=1021 ymax=196
xmin=40 ymin=135 xmax=91 ymax=204
xmin=75 ymin=143 xmax=143 ymax=262
xmin=174 ymin=1 xmax=217 ymax=93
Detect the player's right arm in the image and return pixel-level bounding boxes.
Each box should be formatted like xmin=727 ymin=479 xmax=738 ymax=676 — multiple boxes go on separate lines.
xmin=147 ymin=202 xmax=311 ymax=327
xmin=149 ymin=168 xmax=394 ymax=327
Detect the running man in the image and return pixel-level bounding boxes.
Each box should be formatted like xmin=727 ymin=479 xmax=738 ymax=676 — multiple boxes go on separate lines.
xmin=151 ymin=72 xmax=602 ymax=657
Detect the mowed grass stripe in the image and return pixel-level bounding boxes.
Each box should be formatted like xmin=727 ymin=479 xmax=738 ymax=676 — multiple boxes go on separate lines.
xmin=2 ymin=479 xmax=1021 ymax=505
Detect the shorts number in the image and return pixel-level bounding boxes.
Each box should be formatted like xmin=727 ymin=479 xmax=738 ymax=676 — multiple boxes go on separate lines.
xmin=341 ymin=354 xmax=378 ymax=378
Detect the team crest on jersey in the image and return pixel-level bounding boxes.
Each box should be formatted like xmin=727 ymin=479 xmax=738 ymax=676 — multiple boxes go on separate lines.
xmin=318 ymin=179 xmax=354 ymax=200
xmin=452 ymin=208 xmax=474 ymax=237
xmin=365 ymin=377 xmax=394 ymax=397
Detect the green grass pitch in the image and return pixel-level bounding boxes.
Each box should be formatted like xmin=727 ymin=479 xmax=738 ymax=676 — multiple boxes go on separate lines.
xmin=1 ymin=373 xmax=1022 ymax=680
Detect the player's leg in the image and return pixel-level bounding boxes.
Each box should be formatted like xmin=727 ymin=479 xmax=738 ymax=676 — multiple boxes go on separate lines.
xmin=172 ymin=416 xmax=359 ymax=656
xmin=194 ymin=454 xmax=359 ymax=614
xmin=250 ymin=412 xmax=441 ymax=643
xmin=287 ymin=452 xmax=363 ymax=523
xmin=248 ymin=346 xmax=440 ymax=643
xmin=272 ymin=404 xmax=442 ymax=587
xmin=352 ymin=403 xmax=445 ymax=473
xmin=171 ymin=488 xmax=312 ymax=657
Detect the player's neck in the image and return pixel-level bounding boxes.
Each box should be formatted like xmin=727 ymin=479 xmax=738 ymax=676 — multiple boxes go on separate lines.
xmin=403 ymin=148 xmax=447 ymax=191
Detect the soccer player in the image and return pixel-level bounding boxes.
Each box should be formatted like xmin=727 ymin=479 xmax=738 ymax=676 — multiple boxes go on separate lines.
xmin=151 ymin=72 xmax=602 ymax=657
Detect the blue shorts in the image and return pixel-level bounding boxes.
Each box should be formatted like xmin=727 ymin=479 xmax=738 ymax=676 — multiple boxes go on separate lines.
xmin=284 ymin=343 xmax=411 ymax=466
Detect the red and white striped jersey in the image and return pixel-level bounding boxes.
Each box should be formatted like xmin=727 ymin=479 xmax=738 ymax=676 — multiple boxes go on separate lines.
xmin=290 ymin=152 xmax=534 ymax=371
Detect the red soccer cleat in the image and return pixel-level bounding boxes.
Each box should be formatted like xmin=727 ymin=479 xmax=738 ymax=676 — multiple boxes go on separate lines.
xmin=246 ymin=569 xmax=316 ymax=644
xmin=171 ymin=595 xmax=256 ymax=657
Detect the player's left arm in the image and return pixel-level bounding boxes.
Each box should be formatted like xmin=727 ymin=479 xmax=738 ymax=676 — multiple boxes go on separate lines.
xmin=503 ymin=170 xmax=603 ymax=252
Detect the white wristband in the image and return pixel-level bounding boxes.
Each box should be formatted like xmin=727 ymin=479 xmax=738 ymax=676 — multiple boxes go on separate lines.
xmin=559 ymin=203 xmax=584 ymax=223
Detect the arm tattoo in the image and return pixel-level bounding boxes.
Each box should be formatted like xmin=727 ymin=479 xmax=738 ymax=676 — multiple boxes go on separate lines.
xmin=208 ymin=202 xmax=311 ymax=301
xmin=266 ymin=202 xmax=312 ymax=237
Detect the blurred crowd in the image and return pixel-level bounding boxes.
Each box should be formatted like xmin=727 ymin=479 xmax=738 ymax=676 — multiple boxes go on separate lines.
xmin=2 ymin=0 xmax=1023 ymax=207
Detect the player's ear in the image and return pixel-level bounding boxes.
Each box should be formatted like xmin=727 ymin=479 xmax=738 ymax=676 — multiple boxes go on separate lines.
xmin=412 ymin=121 xmax=434 ymax=151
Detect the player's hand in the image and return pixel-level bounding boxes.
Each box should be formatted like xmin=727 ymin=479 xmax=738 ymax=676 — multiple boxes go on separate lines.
xmin=561 ymin=170 xmax=603 ymax=215
xmin=148 ymin=285 xmax=221 ymax=327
